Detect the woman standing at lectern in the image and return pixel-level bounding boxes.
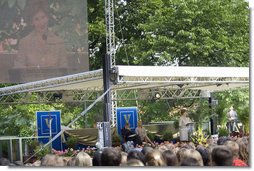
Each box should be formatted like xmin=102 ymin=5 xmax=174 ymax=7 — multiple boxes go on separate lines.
xmin=179 ymin=108 xmax=193 ymax=142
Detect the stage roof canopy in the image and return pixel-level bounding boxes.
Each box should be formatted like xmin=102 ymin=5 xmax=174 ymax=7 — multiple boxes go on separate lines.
xmin=0 ymin=65 xmax=249 ymax=96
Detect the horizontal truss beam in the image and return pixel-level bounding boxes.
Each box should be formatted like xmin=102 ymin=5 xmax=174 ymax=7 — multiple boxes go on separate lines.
xmin=0 ymin=88 xmax=240 ymax=104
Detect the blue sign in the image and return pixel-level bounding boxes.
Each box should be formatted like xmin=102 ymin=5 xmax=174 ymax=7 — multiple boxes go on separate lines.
xmin=116 ymin=107 xmax=138 ymax=136
xmin=36 ymin=111 xmax=62 ymax=150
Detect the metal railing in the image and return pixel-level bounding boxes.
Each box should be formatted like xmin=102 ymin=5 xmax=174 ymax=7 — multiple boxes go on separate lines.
xmin=0 ymin=136 xmax=49 ymax=164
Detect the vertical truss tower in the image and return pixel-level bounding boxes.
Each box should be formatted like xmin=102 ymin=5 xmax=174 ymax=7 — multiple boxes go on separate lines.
xmin=105 ymin=0 xmax=117 ymax=127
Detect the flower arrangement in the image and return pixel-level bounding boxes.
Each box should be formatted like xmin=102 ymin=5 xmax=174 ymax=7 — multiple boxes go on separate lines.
xmin=190 ymin=126 xmax=209 ymax=146
xmin=83 ymin=146 xmax=96 ymax=157
xmin=51 ymin=146 xmax=97 ymax=157
xmin=51 ymin=148 xmax=78 ymax=157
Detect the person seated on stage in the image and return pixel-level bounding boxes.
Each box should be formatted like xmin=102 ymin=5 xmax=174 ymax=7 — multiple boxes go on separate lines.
xmin=135 ymin=120 xmax=155 ymax=147
xmin=179 ymin=107 xmax=193 ymax=142
xmin=121 ymin=123 xmax=142 ymax=146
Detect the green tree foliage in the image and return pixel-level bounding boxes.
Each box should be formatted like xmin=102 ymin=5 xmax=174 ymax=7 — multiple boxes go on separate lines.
xmin=115 ymin=0 xmax=249 ymax=67
xmin=87 ymin=0 xmax=106 ymax=69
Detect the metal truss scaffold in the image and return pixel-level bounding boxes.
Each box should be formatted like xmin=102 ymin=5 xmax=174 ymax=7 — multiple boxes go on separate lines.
xmin=105 ymin=0 xmax=117 ymax=127
xmin=0 ymin=88 xmax=209 ymax=105
xmin=0 ymin=69 xmax=103 ymax=97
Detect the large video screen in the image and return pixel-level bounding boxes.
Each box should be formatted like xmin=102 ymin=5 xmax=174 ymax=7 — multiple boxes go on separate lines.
xmin=0 ymin=0 xmax=89 ymax=83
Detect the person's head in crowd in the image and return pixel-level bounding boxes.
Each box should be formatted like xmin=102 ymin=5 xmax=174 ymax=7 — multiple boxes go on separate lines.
xmin=141 ymin=146 xmax=153 ymax=156
xmin=196 ymin=145 xmax=210 ymax=166
xmin=145 ymin=149 xmax=166 ymax=166
xmin=172 ymin=146 xmax=180 ymax=156
xmin=162 ymin=149 xmax=179 ymax=166
xmin=40 ymin=154 xmax=65 ymax=166
xmin=211 ymin=145 xmax=233 ymax=166
xmin=206 ymin=144 xmax=217 ymax=166
xmin=181 ymin=143 xmax=195 ymax=150
xmin=101 ymin=147 xmax=122 ymax=166
xmin=180 ymin=157 xmax=200 ymax=166
xmin=217 ymin=136 xmax=231 ymax=145
xmin=120 ymin=152 xmax=128 ymax=166
xmin=158 ymin=144 xmax=169 ymax=152
xmin=181 ymin=149 xmax=204 ymax=166
xmin=236 ymin=138 xmax=249 ymax=165
xmin=72 ymin=151 xmax=92 ymax=166
xmin=176 ymin=147 xmax=188 ymax=164
xmin=127 ymin=150 xmax=145 ymax=164
xmin=164 ymin=143 xmax=175 ymax=151
xmin=224 ymin=140 xmax=240 ymax=160
xmin=125 ymin=159 xmax=144 ymax=166
xmin=92 ymin=150 xmax=103 ymax=166
xmin=224 ymin=140 xmax=248 ymax=166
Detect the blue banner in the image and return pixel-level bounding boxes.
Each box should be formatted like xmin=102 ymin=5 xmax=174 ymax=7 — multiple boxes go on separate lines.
xmin=36 ymin=111 xmax=62 ymax=150
xmin=116 ymin=107 xmax=138 ymax=136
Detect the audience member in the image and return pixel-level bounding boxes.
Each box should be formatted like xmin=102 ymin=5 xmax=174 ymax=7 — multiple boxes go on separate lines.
xmin=162 ymin=150 xmax=179 ymax=166
xmin=124 ymin=159 xmax=144 ymax=166
xmin=211 ymin=145 xmax=233 ymax=166
xmin=101 ymin=147 xmax=122 ymax=166
xmin=69 ymin=151 xmax=92 ymax=166
xmin=127 ymin=150 xmax=145 ymax=164
xmin=224 ymin=140 xmax=248 ymax=166
xmin=217 ymin=136 xmax=231 ymax=145
xmin=40 ymin=154 xmax=65 ymax=166
xmin=120 ymin=152 xmax=128 ymax=166
xmin=196 ymin=145 xmax=210 ymax=166
xmin=180 ymin=157 xmax=200 ymax=166
xmin=236 ymin=137 xmax=249 ymax=165
xmin=92 ymin=150 xmax=102 ymax=166
xmin=141 ymin=146 xmax=154 ymax=156
xmin=145 ymin=149 xmax=166 ymax=166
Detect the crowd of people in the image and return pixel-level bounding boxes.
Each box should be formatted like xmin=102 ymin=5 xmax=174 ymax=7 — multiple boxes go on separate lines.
xmin=1 ymin=134 xmax=245 ymax=167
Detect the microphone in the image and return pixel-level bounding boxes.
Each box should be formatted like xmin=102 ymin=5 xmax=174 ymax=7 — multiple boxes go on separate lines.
xmin=42 ymin=34 xmax=47 ymax=41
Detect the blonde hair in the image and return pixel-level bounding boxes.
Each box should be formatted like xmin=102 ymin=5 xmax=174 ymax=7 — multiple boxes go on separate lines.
xmin=177 ymin=148 xmax=204 ymax=166
xmin=68 ymin=151 xmax=92 ymax=166
xmin=40 ymin=154 xmax=66 ymax=166
xmin=236 ymin=138 xmax=249 ymax=164
xmin=224 ymin=140 xmax=239 ymax=159
xmin=145 ymin=149 xmax=166 ymax=166
xmin=120 ymin=152 xmax=128 ymax=165
xmin=125 ymin=159 xmax=144 ymax=166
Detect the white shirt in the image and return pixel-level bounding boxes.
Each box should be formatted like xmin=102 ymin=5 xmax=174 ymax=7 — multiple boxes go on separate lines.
xmin=179 ymin=115 xmax=192 ymax=129
xmin=227 ymin=109 xmax=238 ymax=121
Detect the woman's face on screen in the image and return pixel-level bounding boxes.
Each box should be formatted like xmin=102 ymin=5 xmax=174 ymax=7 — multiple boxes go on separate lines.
xmin=32 ymin=9 xmax=48 ymax=34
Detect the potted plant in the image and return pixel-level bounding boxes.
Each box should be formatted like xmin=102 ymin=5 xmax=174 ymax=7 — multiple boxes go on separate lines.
xmin=162 ymin=130 xmax=173 ymax=141
xmin=65 ymin=136 xmax=79 ymax=149
xmin=218 ymin=127 xmax=229 ymax=137
xmin=34 ymin=143 xmax=51 ymax=160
